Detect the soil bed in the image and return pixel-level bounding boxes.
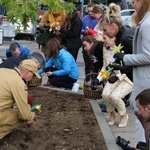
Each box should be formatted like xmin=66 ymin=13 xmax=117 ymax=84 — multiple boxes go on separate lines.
xmin=0 ymin=87 xmax=107 ymax=150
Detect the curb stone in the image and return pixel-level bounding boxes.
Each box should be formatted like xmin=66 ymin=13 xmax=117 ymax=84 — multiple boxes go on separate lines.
xmin=90 ymin=100 xmax=119 ymax=150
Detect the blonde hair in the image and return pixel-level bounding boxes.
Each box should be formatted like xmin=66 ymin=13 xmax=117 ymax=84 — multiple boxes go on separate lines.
xmin=133 ymin=0 xmax=150 ymax=26
xmin=101 ymin=3 xmax=122 ymax=27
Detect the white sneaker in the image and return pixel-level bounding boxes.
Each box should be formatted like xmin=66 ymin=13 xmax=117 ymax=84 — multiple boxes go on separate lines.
xmin=72 ymin=83 xmax=79 ymax=92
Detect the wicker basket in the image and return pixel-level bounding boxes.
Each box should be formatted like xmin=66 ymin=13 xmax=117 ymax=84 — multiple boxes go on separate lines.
xmin=28 ymin=76 xmax=42 ymax=87
xmin=83 ymin=73 xmax=103 ymax=100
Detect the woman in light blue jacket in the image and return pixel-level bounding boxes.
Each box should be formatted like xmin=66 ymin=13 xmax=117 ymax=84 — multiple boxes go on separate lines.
xmin=38 ymin=38 xmax=79 ymax=89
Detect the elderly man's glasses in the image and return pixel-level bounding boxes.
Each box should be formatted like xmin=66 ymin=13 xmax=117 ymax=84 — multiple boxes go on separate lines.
xmin=28 ymin=70 xmax=36 ymax=77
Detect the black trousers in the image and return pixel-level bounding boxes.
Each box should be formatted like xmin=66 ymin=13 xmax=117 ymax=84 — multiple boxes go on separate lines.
xmin=82 ymin=50 xmax=100 ymax=82
xmin=67 ymin=48 xmax=79 ymax=62
xmin=44 ymin=67 xmax=77 ymax=89
xmin=82 ymin=49 xmax=92 ymax=82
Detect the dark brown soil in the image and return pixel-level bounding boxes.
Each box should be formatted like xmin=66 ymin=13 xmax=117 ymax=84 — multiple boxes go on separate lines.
xmin=0 ymin=87 xmax=107 ymax=150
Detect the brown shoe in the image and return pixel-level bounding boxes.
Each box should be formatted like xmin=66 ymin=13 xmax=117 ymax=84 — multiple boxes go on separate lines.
xmin=118 ymin=114 xmax=129 ymax=128
xmin=43 ymin=79 xmax=50 ymax=86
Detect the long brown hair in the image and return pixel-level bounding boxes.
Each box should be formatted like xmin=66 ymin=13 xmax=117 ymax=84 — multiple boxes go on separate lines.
xmin=133 ymin=0 xmax=150 ymax=26
xmin=62 ymin=13 xmax=73 ymax=30
xmin=62 ymin=7 xmax=77 ymax=30
xmin=82 ymin=35 xmax=98 ymax=54
xmin=46 ymin=38 xmax=63 ymax=58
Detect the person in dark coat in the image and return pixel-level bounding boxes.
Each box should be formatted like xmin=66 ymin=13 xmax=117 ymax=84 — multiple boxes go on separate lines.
xmin=82 ymin=35 xmax=103 ymax=84
xmin=82 ymin=35 xmax=103 ymax=74
xmin=81 ymin=2 xmax=98 ymax=81
xmin=0 ymin=56 xmax=28 ymax=69
xmin=55 ymin=9 xmax=82 ymax=61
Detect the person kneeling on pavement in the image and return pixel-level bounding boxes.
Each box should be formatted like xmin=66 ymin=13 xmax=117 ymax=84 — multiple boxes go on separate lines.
xmin=6 ymin=42 xmax=31 ymax=58
xmin=0 ymin=59 xmax=41 ymax=140
xmin=38 ymin=38 xmax=79 ymax=89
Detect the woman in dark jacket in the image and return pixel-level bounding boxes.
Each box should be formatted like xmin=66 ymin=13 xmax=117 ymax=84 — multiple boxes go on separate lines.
xmin=110 ymin=25 xmax=134 ymax=81
xmin=55 ymin=10 xmax=82 ymax=61
xmin=98 ymin=3 xmax=135 ymax=128
xmin=82 ymin=35 xmax=103 ymax=82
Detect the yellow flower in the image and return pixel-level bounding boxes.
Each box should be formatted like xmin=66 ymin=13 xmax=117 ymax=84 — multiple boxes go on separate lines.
xmin=112 ymin=43 xmax=123 ymax=54
xmin=31 ymin=103 xmax=42 ymax=114
xmin=49 ymin=22 xmax=60 ymax=32
xmin=50 ymin=22 xmax=59 ymax=28
xmin=100 ymin=71 xmax=111 ymax=79
xmin=36 ymin=103 xmax=42 ymax=114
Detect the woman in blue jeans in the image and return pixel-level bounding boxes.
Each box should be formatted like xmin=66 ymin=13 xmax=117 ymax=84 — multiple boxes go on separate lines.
xmin=38 ymin=38 xmax=79 ymax=89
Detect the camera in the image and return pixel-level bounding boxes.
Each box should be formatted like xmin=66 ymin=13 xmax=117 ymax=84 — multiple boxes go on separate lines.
xmin=136 ymin=141 xmax=147 ymax=150
xmin=116 ymin=136 xmax=148 ymax=150
xmin=116 ymin=136 xmax=134 ymax=150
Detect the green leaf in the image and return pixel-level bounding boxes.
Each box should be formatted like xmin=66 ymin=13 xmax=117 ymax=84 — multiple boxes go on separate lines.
xmin=0 ymin=0 xmax=80 ymax=31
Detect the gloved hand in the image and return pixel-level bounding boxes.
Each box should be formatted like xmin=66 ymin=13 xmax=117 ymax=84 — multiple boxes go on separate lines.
xmin=108 ymin=76 xmax=119 ymax=84
xmin=106 ymin=64 xmax=121 ymax=71
xmin=113 ymin=53 xmax=125 ymax=63
xmin=91 ymin=78 xmax=103 ymax=86
xmin=91 ymin=79 xmax=100 ymax=86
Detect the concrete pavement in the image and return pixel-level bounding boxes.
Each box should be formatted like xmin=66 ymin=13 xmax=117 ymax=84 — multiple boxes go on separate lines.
xmin=0 ymin=39 xmax=136 ymax=150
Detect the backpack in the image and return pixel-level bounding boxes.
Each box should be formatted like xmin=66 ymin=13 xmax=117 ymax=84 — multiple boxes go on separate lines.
xmin=36 ymin=27 xmax=50 ymax=47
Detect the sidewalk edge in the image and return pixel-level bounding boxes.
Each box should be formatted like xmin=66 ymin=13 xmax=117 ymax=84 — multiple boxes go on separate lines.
xmin=90 ymin=100 xmax=119 ymax=150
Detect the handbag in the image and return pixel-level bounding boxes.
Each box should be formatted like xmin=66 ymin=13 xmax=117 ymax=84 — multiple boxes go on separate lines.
xmin=36 ymin=27 xmax=50 ymax=46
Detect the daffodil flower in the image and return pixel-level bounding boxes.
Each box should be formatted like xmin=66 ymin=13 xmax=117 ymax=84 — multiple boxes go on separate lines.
xmin=100 ymin=71 xmax=111 ymax=79
xmin=31 ymin=103 xmax=42 ymax=113
xmin=112 ymin=43 xmax=124 ymax=66
xmin=112 ymin=43 xmax=124 ymax=54
xmin=49 ymin=22 xmax=60 ymax=32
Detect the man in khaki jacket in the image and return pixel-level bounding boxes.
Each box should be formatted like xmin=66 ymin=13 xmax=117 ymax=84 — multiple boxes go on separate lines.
xmin=0 ymin=59 xmax=41 ymax=140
